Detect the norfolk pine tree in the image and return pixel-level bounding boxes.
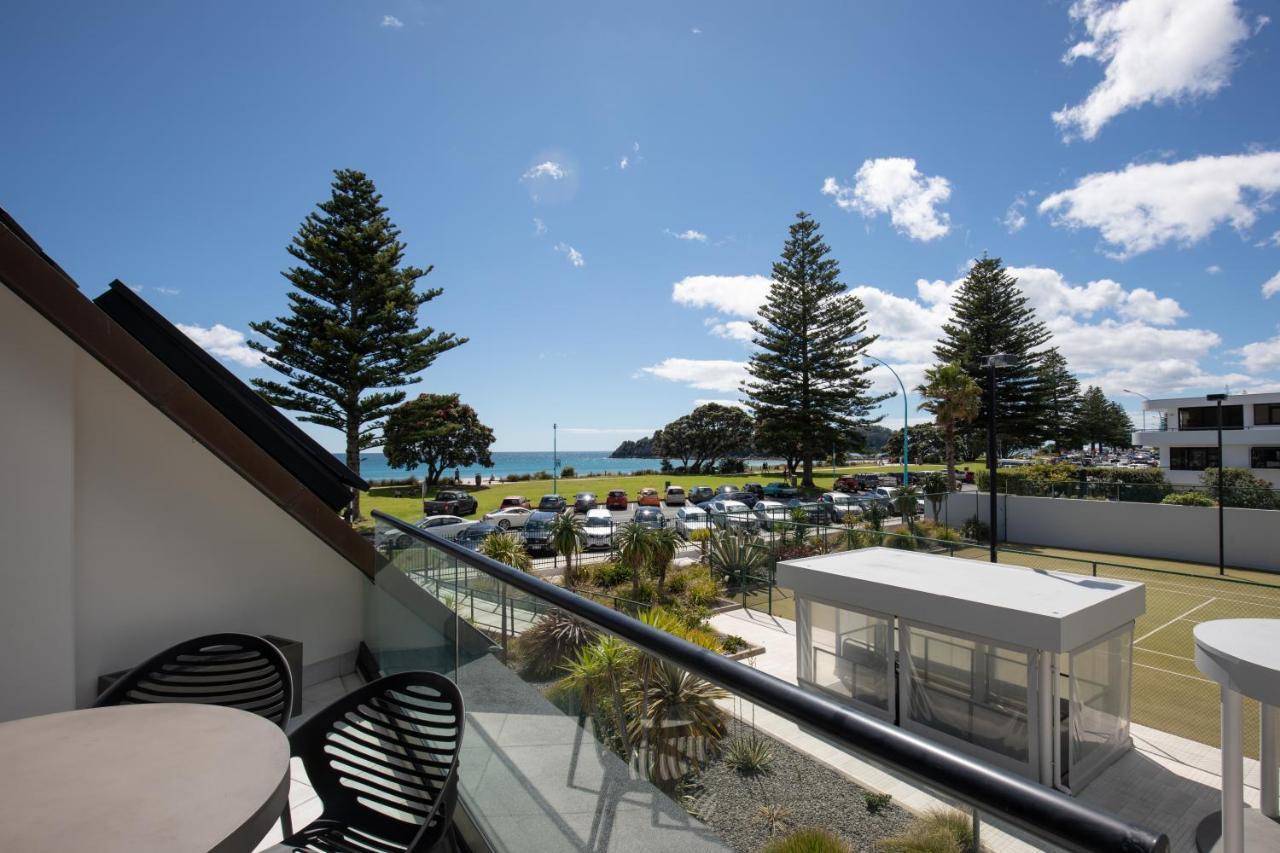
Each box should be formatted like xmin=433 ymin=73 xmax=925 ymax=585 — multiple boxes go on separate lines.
xmin=743 ymin=212 xmax=884 ymax=487
xmin=1038 ymin=349 xmax=1082 ymax=452
xmin=934 ymin=256 xmax=1053 ymax=451
xmin=250 ymin=169 xmax=465 ymax=520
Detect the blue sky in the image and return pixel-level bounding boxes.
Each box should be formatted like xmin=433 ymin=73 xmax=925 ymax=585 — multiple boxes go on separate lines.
xmin=3 ymin=0 xmax=1279 ymax=452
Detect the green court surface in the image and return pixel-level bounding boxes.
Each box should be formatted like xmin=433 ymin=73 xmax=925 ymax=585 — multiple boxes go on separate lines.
xmin=740 ymin=541 xmax=1280 ymax=757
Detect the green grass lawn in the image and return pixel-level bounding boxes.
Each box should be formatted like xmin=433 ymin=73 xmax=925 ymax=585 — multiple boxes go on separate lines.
xmin=360 ymin=462 xmax=950 ymax=525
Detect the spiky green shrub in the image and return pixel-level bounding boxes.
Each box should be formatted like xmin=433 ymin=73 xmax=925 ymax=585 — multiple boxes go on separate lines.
xmin=1161 ymin=491 xmax=1215 ymax=507
xmin=478 ymin=532 xmax=532 ymax=572
xmin=684 ymin=574 xmax=722 ymax=607
xmin=722 ymin=731 xmax=775 ymax=775
xmin=762 ymin=829 xmax=852 ymax=853
xmin=864 ymin=791 xmax=893 ymax=814
xmin=513 ymin=609 xmax=598 ymax=680
xmin=591 ymin=561 xmax=632 ymax=588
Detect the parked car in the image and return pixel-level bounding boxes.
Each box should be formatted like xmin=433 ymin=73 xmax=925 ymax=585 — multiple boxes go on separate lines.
xmin=632 ymin=506 xmax=666 ymax=529
xmin=637 ymin=488 xmax=662 ymax=507
xmin=538 ymin=494 xmax=567 ymax=513
xmin=753 ymin=500 xmax=790 ymax=531
xmin=583 ymin=508 xmax=614 ymax=550
xmin=499 ymin=495 xmax=531 ymax=509
xmin=784 ymin=499 xmax=828 ymax=524
xmin=743 ymin=482 xmax=765 ymax=499
xmin=707 ymin=499 xmax=758 ymax=532
xmin=674 ymin=506 xmax=713 ymax=539
xmin=833 ymin=474 xmax=878 ymax=493
xmin=520 ymin=511 xmax=559 ymax=554
xmin=455 ymin=522 xmax=499 ymax=551
xmin=762 ymin=482 xmax=799 ymax=499
xmin=664 ymin=485 xmax=687 ymax=506
xmin=873 ymin=487 xmax=925 ymax=516
xmin=818 ymin=491 xmax=865 ymax=522
xmin=724 ymin=490 xmax=759 ymax=508
xmin=688 ymin=485 xmax=715 ymax=504
xmin=482 ymin=505 xmax=534 ymax=530
xmin=573 ymin=492 xmax=598 ymax=513
xmin=422 ymin=489 xmax=478 ymax=516
xmin=414 ymin=515 xmax=476 ymax=541
xmin=605 ymin=489 xmax=629 ymax=511
xmin=715 ymin=484 xmax=740 ymax=496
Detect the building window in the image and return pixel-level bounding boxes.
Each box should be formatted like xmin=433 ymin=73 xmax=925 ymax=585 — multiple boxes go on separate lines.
xmin=1251 ymin=447 xmax=1280 ymax=470
xmin=1178 ymin=405 xmax=1243 ymax=431
xmin=1170 ymin=447 xmax=1220 ymax=471
xmin=1255 ymin=404 xmax=1280 ymax=427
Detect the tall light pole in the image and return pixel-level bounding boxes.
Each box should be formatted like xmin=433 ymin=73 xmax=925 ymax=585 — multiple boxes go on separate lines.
xmin=552 ymin=422 xmax=559 ymax=495
xmin=864 ymin=354 xmax=910 ymax=487
xmin=1124 ymin=389 xmax=1150 ymax=432
xmin=982 ymin=353 xmax=1015 ymax=563
xmin=1207 ymin=393 xmax=1226 ymax=575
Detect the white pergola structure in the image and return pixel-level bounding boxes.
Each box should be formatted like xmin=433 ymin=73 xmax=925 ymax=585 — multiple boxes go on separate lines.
xmin=778 ymin=547 xmax=1145 ymax=792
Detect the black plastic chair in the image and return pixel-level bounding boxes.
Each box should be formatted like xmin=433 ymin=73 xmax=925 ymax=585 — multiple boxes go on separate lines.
xmin=93 ymin=632 xmax=293 ymax=729
xmin=278 ymin=672 xmax=464 ymax=852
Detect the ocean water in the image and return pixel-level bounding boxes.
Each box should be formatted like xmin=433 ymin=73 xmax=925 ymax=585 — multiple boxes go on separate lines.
xmin=342 ymin=450 xmax=673 ymax=483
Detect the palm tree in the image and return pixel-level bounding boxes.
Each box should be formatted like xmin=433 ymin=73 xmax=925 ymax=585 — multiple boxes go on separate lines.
xmin=559 ymin=636 xmax=636 ymax=762
xmin=647 ymin=525 xmax=681 ymax=596
xmin=615 ymin=521 xmax=652 ymax=601
xmin=548 ymin=512 xmax=586 ymax=588
xmin=478 ymin=531 xmax=532 ymax=572
xmin=916 ymin=362 xmax=981 ymax=491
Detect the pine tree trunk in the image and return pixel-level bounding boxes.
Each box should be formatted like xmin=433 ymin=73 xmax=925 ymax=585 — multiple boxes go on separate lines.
xmin=945 ymin=420 xmax=957 ymax=492
xmin=346 ymin=420 xmax=361 ymax=522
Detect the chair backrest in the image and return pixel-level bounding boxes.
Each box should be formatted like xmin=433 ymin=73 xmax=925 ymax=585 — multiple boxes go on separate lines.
xmin=289 ymin=672 xmax=465 ymax=851
xmin=93 ymin=633 xmax=293 ymax=729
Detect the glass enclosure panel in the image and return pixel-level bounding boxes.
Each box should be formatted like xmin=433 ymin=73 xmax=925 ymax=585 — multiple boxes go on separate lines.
xmin=1070 ymin=625 xmax=1133 ymax=785
xmin=798 ymin=599 xmax=893 ymax=714
xmin=902 ymin=623 xmax=1031 ymax=765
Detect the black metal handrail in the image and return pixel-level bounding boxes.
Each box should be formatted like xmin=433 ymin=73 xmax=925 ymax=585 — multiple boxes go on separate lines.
xmin=372 ymin=510 xmax=1168 ymax=853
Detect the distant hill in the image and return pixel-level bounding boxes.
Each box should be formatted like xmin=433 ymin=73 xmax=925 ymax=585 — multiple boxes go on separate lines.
xmin=610 ymin=433 xmax=659 ymax=458
xmin=859 ymin=424 xmax=892 ymax=452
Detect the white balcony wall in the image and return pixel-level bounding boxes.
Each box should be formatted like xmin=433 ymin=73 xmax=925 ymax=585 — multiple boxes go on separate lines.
xmin=0 ymin=287 xmax=365 ymax=719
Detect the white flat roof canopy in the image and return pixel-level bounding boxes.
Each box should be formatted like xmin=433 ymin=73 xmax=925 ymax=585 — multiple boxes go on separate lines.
xmin=777 ymin=548 xmax=1145 ymax=652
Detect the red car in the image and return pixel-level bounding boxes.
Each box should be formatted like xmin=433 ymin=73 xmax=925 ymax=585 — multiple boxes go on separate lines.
xmin=637 ymin=488 xmax=662 ymax=507
xmin=500 ymin=495 xmax=531 ymax=509
xmin=605 ymin=489 xmax=629 ymax=510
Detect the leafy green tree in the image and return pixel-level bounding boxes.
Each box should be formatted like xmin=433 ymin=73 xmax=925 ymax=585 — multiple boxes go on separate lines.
xmin=615 ymin=521 xmax=652 ymax=601
xmin=250 ymin=170 xmax=465 ymax=519
xmin=881 ymin=424 xmax=944 ymax=464
xmin=916 ymin=363 xmax=982 ymax=490
xmin=919 ymin=470 xmax=950 ymax=518
xmin=1038 ymin=349 xmax=1082 ymax=451
xmin=1076 ymin=386 xmax=1134 ymax=452
xmin=655 ymin=404 xmax=754 ymax=473
xmin=743 ymin=213 xmax=885 ymax=487
xmin=382 ymin=393 xmax=495 ymax=490
xmin=549 ymin=512 xmax=586 ymax=588
xmin=1199 ymin=468 xmax=1278 ymax=509
xmin=934 ymin=256 xmax=1053 ymax=450
xmin=647 ymin=525 xmax=681 ymax=595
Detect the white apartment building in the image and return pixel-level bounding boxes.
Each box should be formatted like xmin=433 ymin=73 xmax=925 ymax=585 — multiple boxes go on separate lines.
xmin=1132 ymin=392 xmax=1280 ymax=487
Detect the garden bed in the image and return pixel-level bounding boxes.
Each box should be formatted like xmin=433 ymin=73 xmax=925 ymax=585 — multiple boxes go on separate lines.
xmin=687 ymin=720 xmax=913 ymax=852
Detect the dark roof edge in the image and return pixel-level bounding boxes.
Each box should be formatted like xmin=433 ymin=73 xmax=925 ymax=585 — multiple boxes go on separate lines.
xmin=94 ymin=280 xmax=369 ymax=503
xmin=0 ymin=209 xmax=374 ymax=578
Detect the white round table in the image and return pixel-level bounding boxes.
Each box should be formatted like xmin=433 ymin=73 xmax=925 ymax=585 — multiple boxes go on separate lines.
xmin=0 ymin=703 xmax=290 ymax=852
xmin=1194 ymin=619 xmax=1280 ymax=853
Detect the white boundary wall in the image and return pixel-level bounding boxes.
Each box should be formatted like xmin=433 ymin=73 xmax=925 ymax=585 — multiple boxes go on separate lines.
xmin=0 ymin=287 xmax=365 ymax=719
xmin=931 ymin=491 xmax=1278 ymax=573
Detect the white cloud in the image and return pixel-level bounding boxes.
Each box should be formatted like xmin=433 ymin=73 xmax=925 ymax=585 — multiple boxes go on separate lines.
xmin=619 ymin=156 xmax=629 ymax=170
xmin=380 ymin=15 xmax=404 ymax=28
xmin=522 ymin=161 xmax=565 ymax=181
xmin=666 ymin=228 xmax=708 ymax=242
xmin=638 ymin=358 xmax=747 ymax=392
xmin=1239 ymin=335 xmax=1280 ymax=373
xmin=671 ymin=274 xmax=771 ymax=318
xmin=555 ymin=242 xmax=584 ymax=268
xmin=532 ymin=217 xmax=546 ymax=236
xmin=152 ymin=287 xmax=180 ymax=296
xmin=1052 ymin=0 xmax=1252 ymax=141
xmin=691 ymin=27 xmax=702 ymax=35
xmin=822 ymin=158 xmax=952 ymax=241
xmin=1263 ymin=271 xmax=1280 ymax=298
xmin=1003 ymin=196 xmax=1028 ymax=234
xmin=693 ymin=398 xmax=748 ymax=409
xmin=178 ymin=323 xmax=262 ymax=367
xmin=1039 ymin=151 xmax=1280 ymax=257
xmin=707 ymin=319 xmax=755 ymax=342
xmin=1263 ymin=230 xmax=1280 ymax=248
xmin=1206 ymin=264 xmax=1223 ymax=275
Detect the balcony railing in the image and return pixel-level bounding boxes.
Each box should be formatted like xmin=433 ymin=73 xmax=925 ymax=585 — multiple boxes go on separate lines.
xmin=369 ymin=510 xmax=1168 ymax=853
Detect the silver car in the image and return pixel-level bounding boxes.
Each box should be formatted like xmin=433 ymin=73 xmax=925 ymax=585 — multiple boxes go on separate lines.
xmin=674 ymin=506 xmax=713 ymax=539
xmin=752 ymin=499 xmax=790 ymax=531
xmin=820 ymin=491 xmax=865 ymax=522
xmin=707 ymin=499 xmax=759 ymax=532
xmin=482 ymin=505 xmax=534 ymax=530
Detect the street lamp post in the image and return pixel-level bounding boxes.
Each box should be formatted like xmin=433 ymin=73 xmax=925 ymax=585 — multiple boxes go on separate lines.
xmin=553 ymin=422 xmax=559 ymax=495
xmin=864 ymin=354 xmax=909 ymax=488
xmin=1124 ymin=389 xmax=1150 ymax=432
xmin=1207 ymin=393 xmax=1226 ymax=575
xmin=981 ymin=353 xmax=1015 ymax=564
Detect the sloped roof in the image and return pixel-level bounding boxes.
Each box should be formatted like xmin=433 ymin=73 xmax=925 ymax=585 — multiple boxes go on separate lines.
xmin=0 ymin=206 xmax=374 ymax=576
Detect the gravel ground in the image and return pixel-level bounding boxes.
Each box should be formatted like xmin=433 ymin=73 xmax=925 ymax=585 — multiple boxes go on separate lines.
xmin=688 ymin=720 xmax=913 ymax=852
